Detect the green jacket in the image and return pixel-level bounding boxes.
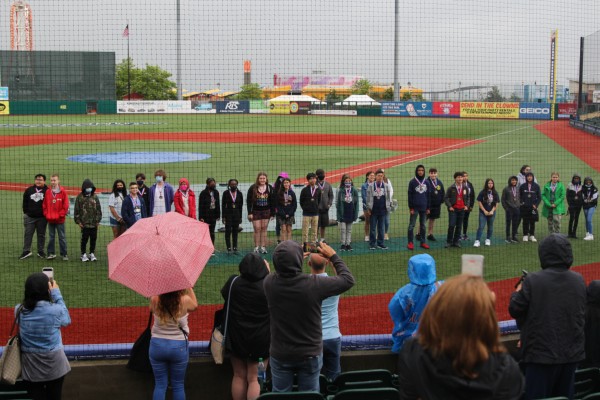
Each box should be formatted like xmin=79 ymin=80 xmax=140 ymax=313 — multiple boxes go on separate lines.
xmin=541 ymin=181 xmax=566 ymax=217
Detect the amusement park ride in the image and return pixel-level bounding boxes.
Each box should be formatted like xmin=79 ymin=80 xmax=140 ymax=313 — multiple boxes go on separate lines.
xmin=10 ymin=0 xmax=33 ymax=51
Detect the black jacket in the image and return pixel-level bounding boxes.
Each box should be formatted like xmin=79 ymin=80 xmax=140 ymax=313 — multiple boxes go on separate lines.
xmin=398 ymin=338 xmax=523 ymax=400
xmin=23 ymin=185 xmax=48 ymax=218
xmin=508 ymin=234 xmax=586 ymax=364
xmin=221 ymin=189 xmax=243 ymax=225
xmin=221 ymin=253 xmax=270 ymax=361
xmin=584 ymin=281 xmax=600 ymax=368
xmin=444 ymin=183 xmax=472 ymax=210
xmin=566 ymin=174 xmax=584 ymax=209
xmin=263 ymin=241 xmax=354 ymax=360
xmin=519 ymin=175 xmax=542 ymax=209
xmin=198 ymin=187 xmax=221 ymax=223
xmin=299 ymin=185 xmax=321 ymax=216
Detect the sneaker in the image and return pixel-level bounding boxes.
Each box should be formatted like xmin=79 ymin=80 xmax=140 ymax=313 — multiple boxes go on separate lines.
xmin=407 ymin=242 xmax=414 ymax=250
xmin=211 ymin=252 xmax=216 ymax=257
xmin=37 ymin=251 xmax=46 ymax=259
xmin=81 ymin=253 xmax=89 ymax=262
xmin=254 ymin=246 xmax=260 ymax=253
xmin=505 ymin=238 xmax=512 ymax=244
xmin=523 ymin=235 xmax=529 ymax=242
xmin=460 ymin=234 xmax=468 ymax=241
xmin=369 ymin=246 xmax=376 ymax=250
xmin=511 ymin=237 xmax=519 ymax=243
xmin=340 ymin=245 xmax=347 ymax=251
xmin=473 ymin=240 xmax=481 ymax=247
xmin=260 ymin=246 xmax=268 ymax=254
xmin=89 ymin=253 xmax=97 ymax=261
xmin=377 ymin=245 xmax=389 ymax=250
xmin=233 ymin=248 xmax=239 ymax=254
xmin=584 ymin=233 xmax=594 ymax=241
xmin=444 ymin=242 xmax=451 ymax=248
xmin=62 ymin=255 xmax=69 ymax=261
xmin=227 ymin=248 xmax=232 ymax=254
xmin=365 ymin=235 xmax=370 ymax=242
xmin=19 ymin=251 xmax=32 ymax=260
xmin=347 ymin=244 xmax=353 ymax=251
xmin=485 ymin=239 xmax=491 ymax=246
xmin=415 ymin=233 xmax=422 ymax=241
xmin=529 ymin=236 xmax=537 ymax=243
xmin=452 ymin=242 xmax=462 ymax=248
xmin=47 ymin=253 xmax=57 ymax=260
xmin=427 ymin=234 xmax=437 ymax=242
xmin=420 ymin=243 xmax=430 ymax=249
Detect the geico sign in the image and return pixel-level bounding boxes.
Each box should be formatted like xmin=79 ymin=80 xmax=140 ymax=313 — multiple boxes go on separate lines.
xmin=520 ymin=108 xmax=549 ymax=114
xmin=225 ymin=102 xmax=239 ymax=110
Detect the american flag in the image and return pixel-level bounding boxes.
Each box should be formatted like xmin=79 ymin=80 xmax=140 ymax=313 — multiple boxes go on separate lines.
xmin=122 ymin=25 xmax=129 ymax=38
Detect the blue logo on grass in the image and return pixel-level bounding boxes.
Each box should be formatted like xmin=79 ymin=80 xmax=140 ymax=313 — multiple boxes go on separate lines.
xmin=68 ymin=152 xmax=212 ymax=164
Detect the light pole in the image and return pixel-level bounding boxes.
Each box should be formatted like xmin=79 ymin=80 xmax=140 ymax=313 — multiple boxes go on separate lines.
xmin=176 ymin=0 xmax=182 ymax=100
xmin=393 ymin=0 xmax=399 ymax=101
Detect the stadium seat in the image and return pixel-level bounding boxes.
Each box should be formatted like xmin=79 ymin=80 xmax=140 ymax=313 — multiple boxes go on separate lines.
xmin=328 ymin=369 xmax=395 ymax=394
xmin=0 ymin=391 xmax=31 ymax=400
xmin=330 ymin=387 xmax=400 ymax=400
xmin=583 ymin=393 xmax=600 ymax=400
xmin=575 ymin=368 xmax=600 ymax=399
xmin=257 ymin=392 xmax=325 ymax=400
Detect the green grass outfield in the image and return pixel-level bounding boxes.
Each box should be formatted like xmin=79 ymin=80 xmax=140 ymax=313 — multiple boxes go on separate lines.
xmin=0 ymin=114 xmax=598 ymax=309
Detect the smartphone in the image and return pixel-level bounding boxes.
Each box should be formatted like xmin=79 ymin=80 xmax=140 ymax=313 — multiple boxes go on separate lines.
xmin=461 ymin=254 xmax=484 ymax=277
xmin=306 ymin=242 xmax=320 ymax=253
xmin=42 ymin=267 xmax=54 ymax=280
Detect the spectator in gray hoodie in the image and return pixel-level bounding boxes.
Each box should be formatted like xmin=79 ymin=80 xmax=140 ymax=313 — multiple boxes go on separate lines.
xmin=264 ymin=240 xmax=354 ymax=392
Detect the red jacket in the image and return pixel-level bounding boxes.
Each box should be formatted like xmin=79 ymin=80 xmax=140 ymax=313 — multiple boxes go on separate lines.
xmin=42 ymin=187 xmax=70 ymax=224
xmin=174 ymin=189 xmax=197 ymax=219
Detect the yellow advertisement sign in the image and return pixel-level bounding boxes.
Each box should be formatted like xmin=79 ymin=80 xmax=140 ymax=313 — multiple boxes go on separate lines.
xmin=268 ymin=101 xmax=290 ymax=115
xmin=0 ymin=101 xmax=9 ymax=115
xmin=460 ymin=102 xmax=519 ymax=119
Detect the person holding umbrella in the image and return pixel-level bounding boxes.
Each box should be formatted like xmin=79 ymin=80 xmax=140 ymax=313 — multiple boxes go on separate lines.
xmin=149 ymin=288 xmax=198 ymax=400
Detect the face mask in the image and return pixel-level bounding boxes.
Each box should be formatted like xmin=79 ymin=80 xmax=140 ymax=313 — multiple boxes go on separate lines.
xmin=117 ymin=187 xmax=125 ymax=193
xmin=85 ymin=187 xmax=92 ymax=194
xmin=317 ymin=174 xmax=325 ymax=181
xmin=155 ymin=176 xmax=163 ymax=183
xmin=180 ymin=185 xmax=188 ymax=191
xmin=230 ymin=186 xmax=237 ymax=191
xmin=210 ymin=183 xmax=216 ymax=189
xmin=137 ymin=180 xmax=144 ymax=186
xmin=586 ymin=182 xmax=592 ymax=187
xmin=344 ymin=182 xmax=352 ymax=188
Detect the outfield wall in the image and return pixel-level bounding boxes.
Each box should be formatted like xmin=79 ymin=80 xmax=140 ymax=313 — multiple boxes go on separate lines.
xmin=0 ymin=100 xmax=576 ymax=119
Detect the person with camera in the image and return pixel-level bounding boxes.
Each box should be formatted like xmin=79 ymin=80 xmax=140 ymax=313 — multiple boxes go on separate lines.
xmin=264 ymin=241 xmax=354 ymax=392
xmin=17 ymin=272 xmax=71 ymax=400
xmin=509 ymin=233 xmax=586 ymax=399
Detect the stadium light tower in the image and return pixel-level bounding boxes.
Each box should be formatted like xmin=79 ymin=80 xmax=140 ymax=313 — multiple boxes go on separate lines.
xmin=10 ymin=1 xmax=33 ymax=51
xmin=393 ymin=0 xmax=399 ymax=101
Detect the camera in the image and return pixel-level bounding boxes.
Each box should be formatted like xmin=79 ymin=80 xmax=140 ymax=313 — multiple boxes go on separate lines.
xmin=514 ymin=270 xmax=528 ymax=289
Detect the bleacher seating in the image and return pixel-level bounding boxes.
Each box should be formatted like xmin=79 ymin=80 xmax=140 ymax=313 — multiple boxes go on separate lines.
xmin=330 ymin=387 xmax=399 ymax=400
xmin=575 ymin=368 xmax=600 ymax=399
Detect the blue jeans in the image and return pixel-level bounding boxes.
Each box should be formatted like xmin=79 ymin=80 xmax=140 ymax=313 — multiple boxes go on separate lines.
xmin=505 ymin=207 xmax=520 ymax=239
xmin=447 ymin=209 xmax=465 ymax=244
xmin=369 ymin=213 xmax=386 ymax=247
xmin=476 ymin=212 xmax=495 ymax=241
xmin=149 ymin=338 xmax=188 ymax=400
xmin=47 ymin=223 xmax=67 ymax=256
xmin=584 ymin=207 xmax=596 ymax=234
xmin=407 ymin=210 xmax=427 ymax=243
xmin=322 ymin=337 xmax=341 ymax=381
xmin=270 ymin=355 xmax=323 ymax=392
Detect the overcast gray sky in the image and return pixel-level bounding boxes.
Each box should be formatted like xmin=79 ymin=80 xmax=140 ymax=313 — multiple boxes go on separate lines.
xmin=1 ymin=0 xmax=599 ymax=92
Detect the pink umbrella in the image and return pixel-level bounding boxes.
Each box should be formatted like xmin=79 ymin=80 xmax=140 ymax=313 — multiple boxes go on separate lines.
xmin=108 ymin=212 xmax=214 ymax=297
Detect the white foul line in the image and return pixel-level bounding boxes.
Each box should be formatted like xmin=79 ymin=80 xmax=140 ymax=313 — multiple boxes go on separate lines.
xmin=498 ymin=151 xmax=515 ymax=159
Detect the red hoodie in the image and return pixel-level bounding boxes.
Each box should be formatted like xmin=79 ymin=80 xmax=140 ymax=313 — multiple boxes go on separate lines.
xmin=174 ymin=178 xmax=197 ymax=219
xmin=43 ymin=187 xmax=70 ymax=224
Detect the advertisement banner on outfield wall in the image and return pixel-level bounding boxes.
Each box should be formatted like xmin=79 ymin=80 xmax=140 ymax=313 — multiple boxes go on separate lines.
xmin=0 ymin=101 xmax=9 ymax=115
xmin=460 ymin=102 xmax=519 ymax=118
xmin=381 ymin=102 xmax=433 ymax=116
xmin=0 ymin=87 xmax=8 ymax=100
xmin=558 ymin=103 xmax=577 ymax=119
xmin=290 ymin=101 xmax=311 ymax=115
xmin=117 ymin=101 xmax=195 ymax=113
xmin=215 ymin=101 xmax=250 ymax=114
xmin=268 ymin=101 xmax=290 ymax=114
xmin=519 ymin=102 xmax=551 ymax=120
xmin=432 ymin=102 xmax=461 ymax=117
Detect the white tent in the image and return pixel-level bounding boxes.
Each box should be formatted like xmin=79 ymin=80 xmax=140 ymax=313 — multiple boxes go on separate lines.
xmin=267 ymin=95 xmax=325 ymax=104
xmin=336 ymin=95 xmax=380 ymax=106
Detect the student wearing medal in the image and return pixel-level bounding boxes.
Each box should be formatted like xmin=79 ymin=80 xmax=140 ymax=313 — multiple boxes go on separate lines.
xmin=407 ymin=165 xmax=430 ymax=250
xmin=135 ymin=173 xmax=150 ymax=215
xmin=336 ymin=175 xmax=359 ymax=251
xmin=247 ymin=172 xmax=275 ymax=254
xmin=198 ymin=178 xmax=221 ymax=249
xmin=222 ymin=178 xmax=244 ymax=254
xmin=566 ymin=173 xmax=584 ymax=238
xmin=121 ymin=182 xmax=147 ymax=228
xmin=20 ymin=174 xmax=48 ymax=260
xmin=582 ymin=176 xmax=598 ymax=241
xmin=42 ymin=173 xmax=70 ymax=260
xmin=108 ymin=179 xmax=127 ymax=239
xmin=148 ymin=169 xmax=174 ymax=217
xmin=541 ymin=172 xmax=566 ymax=234
xmin=425 ymin=168 xmax=444 ymax=242
xmin=519 ymin=171 xmax=541 ymax=242
xmin=501 ymin=176 xmax=521 ymax=243
xmin=300 ymin=173 xmax=321 ymax=251
xmin=275 ymin=178 xmax=297 ymax=243
xmin=367 ymin=169 xmax=391 ymax=250
xmin=444 ymin=172 xmax=470 ymax=248
xmin=174 ymin=178 xmax=197 ymax=219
